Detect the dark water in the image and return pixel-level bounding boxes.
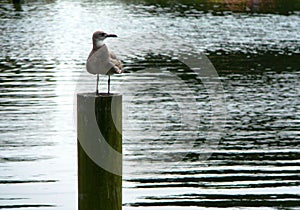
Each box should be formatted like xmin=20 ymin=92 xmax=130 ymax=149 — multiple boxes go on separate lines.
xmin=1 ymin=0 xmax=300 ymax=209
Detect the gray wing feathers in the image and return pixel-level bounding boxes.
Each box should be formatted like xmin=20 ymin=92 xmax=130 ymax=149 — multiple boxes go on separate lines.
xmin=109 ymin=51 xmax=123 ymax=74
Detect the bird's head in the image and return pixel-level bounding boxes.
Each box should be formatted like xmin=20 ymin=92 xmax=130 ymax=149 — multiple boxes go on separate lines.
xmin=92 ymin=30 xmax=117 ymax=48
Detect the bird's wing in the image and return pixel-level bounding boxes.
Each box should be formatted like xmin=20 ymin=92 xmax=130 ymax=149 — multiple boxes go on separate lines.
xmin=109 ymin=50 xmax=123 ymax=74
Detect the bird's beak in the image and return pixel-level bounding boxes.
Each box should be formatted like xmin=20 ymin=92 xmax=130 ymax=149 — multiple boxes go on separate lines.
xmin=106 ymin=34 xmax=118 ymax=38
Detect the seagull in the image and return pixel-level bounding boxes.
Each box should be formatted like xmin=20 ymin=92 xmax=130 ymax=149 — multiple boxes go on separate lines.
xmin=86 ymin=30 xmax=123 ymax=94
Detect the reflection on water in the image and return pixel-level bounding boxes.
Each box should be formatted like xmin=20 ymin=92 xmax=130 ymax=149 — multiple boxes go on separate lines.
xmin=208 ymin=51 xmax=300 ymax=74
xmin=0 ymin=0 xmax=299 ymax=209
xmin=124 ymin=0 xmax=300 ymax=15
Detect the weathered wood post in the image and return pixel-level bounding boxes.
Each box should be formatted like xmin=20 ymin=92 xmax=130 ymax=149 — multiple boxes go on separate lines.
xmin=77 ymin=93 xmax=122 ymax=210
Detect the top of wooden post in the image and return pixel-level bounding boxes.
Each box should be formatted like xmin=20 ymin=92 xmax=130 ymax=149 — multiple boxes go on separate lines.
xmin=77 ymin=92 xmax=122 ymax=98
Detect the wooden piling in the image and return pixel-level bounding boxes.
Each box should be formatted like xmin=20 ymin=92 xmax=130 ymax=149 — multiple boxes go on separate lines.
xmin=77 ymin=93 xmax=122 ymax=210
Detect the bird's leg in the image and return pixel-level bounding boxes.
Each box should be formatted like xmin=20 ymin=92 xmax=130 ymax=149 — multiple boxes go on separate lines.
xmin=108 ymin=75 xmax=110 ymax=94
xmin=96 ymin=74 xmax=99 ymax=95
